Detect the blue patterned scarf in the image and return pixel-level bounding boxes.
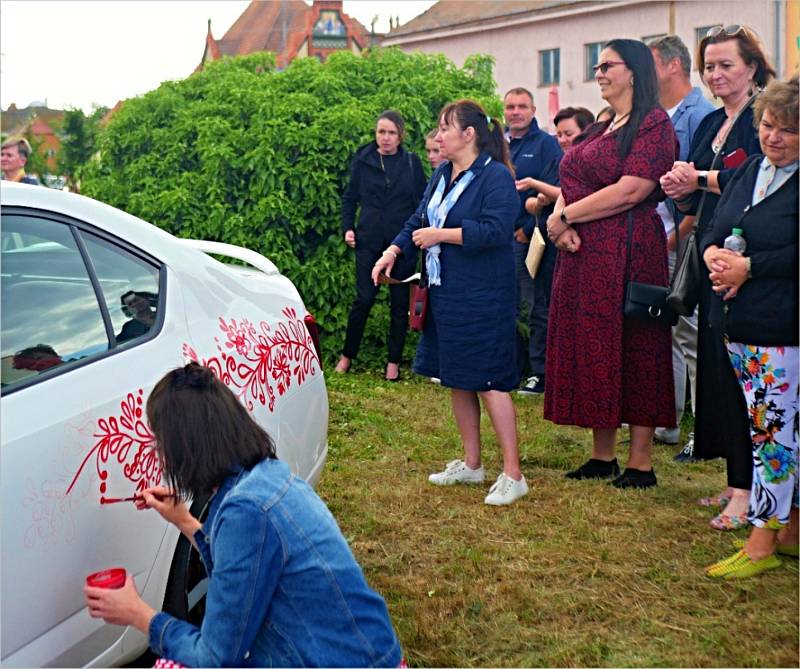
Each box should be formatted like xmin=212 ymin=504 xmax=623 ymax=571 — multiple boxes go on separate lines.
xmin=425 ymin=156 xmax=491 ymax=285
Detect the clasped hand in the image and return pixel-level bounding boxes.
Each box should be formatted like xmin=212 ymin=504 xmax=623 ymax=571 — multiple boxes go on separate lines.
xmin=704 ymin=247 xmax=747 ymax=301
xmin=545 ymin=211 xmax=581 ymax=253
xmin=660 ymin=161 xmax=698 ymax=200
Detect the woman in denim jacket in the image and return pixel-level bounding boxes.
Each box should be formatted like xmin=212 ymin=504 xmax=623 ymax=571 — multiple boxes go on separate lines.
xmin=85 ymin=363 xmax=402 ymax=668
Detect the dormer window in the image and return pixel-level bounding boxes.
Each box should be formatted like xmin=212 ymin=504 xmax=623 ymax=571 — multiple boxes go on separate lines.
xmin=312 ymin=9 xmax=347 ymax=49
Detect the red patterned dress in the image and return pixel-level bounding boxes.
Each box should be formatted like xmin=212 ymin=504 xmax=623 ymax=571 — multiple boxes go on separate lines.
xmin=544 ymin=108 xmax=676 ymax=429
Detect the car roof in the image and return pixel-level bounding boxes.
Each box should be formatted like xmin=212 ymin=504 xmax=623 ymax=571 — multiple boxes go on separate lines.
xmin=1 ymin=182 xmax=182 ymax=262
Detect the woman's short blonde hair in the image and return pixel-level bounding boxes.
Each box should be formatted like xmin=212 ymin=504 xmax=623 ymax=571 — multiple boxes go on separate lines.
xmin=753 ymin=76 xmax=799 ymax=128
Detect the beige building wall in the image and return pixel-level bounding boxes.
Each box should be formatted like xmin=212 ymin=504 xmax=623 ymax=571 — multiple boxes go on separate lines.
xmin=384 ymin=0 xmax=782 ymax=130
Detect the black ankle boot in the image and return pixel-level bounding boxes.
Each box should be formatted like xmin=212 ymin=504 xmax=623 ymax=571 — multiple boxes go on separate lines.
xmin=565 ymin=458 xmax=620 ymax=480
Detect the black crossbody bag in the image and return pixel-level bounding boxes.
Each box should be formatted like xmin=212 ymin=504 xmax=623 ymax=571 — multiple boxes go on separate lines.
xmin=623 ymin=210 xmax=679 ymax=327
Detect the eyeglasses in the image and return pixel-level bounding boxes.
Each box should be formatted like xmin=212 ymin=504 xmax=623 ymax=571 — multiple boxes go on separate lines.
xmin=592 ymin=60 xmax=626 ymax=74
xmin=704 ymin=24 xmax=753 ymax=40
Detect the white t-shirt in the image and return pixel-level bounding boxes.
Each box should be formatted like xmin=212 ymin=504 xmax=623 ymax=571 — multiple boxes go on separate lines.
xmin=656 ymin=101 xmax=681 ymax=240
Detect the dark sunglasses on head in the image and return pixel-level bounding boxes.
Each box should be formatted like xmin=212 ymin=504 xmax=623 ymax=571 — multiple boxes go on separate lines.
xmin=592 ymin=60 xmax=626 ymax=74
xmin=705 ymin=24 xmax=753 ymax=39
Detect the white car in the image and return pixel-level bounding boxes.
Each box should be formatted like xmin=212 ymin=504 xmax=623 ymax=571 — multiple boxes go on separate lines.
xmin=0 ymin=182 xmax=328 ymax=667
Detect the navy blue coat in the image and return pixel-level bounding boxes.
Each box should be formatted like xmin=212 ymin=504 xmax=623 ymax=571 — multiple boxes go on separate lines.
xmin=392 ymin=153 xmax=520 ymax=391
xmin=508 ymin=120 xmax=562 ymax=237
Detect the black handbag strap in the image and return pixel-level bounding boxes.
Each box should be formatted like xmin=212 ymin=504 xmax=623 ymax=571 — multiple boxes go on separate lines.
xmin=690 ymin=91 xmax=760 ymax=233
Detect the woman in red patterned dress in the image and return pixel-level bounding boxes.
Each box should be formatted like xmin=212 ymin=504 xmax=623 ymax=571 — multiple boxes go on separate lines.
xmin=544 ymin=39 xmax=677 ymax=488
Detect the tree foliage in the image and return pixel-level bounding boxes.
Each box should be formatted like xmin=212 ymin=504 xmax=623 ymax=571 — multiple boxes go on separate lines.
xmin=59 ymin=106 xmax=107 ymax=189
xmin=83 ymin=48 xmax=500 ymax=367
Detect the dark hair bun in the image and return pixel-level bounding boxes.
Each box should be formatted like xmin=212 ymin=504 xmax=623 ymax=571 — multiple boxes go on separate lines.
xmin=176 ymin=362 xmax=215 ymax=390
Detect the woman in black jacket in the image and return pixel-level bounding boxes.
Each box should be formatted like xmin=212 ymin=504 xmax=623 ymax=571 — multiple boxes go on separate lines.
xmin=336 ymin=110 xmax=426 ymax=381
xmin=660 ymin=26 xmax=775 ymax=529
xmin=703 ymin=77 xmax=798 ymax=579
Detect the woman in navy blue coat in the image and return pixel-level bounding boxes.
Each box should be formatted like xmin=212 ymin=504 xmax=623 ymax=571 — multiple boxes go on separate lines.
xmin=372 ymin=100 xmax=528 ymax=506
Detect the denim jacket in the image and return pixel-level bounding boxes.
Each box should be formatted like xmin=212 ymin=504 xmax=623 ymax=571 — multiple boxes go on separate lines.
xmin=149 ymin=459 xmax=401 ymax=667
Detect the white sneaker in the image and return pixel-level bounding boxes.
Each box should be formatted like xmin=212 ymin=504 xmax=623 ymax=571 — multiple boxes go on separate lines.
xmin=428 ymin=459 xmax=485 ymax=485
xmin=516 ymin=375 xmax=544 ymax=395
xmin=654 ymin=426 xmax=680 ymax=444
xmin=484 ymin=473 xmax=528 ymax=505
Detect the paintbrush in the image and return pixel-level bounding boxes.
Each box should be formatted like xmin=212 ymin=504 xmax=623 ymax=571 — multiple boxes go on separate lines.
xmin=100 ymin=493 xmax=177 ymax=505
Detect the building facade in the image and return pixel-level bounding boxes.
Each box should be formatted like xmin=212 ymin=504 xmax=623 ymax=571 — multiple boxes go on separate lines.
xmin=383 ymin=0 xmax=796 ymax=129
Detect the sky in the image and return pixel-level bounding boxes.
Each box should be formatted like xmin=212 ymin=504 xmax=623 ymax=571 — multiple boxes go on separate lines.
xmin=0 ymin=1 xmax=436 ymax=114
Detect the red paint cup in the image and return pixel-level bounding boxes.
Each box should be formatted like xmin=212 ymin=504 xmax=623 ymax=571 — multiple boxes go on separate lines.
xmin=86 ymin=567 xmax=126 ymax=589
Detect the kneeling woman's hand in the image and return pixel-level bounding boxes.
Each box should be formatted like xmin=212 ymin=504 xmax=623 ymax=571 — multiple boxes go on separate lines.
xmin=136 ymin=487 xmax=200 ymax=538
xmin=85 ymin=575 xmax=156 ymax=634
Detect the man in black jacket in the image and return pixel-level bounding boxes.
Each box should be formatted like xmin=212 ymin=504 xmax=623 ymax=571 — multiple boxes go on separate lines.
xmin=504 ymin=88 xmax=561 ymax=395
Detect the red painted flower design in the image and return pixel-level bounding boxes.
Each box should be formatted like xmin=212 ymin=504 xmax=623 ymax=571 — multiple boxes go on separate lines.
xmin=65 ymin=389 xmax=161 ymax=503
xmin=184 ymin=307 xmax=320 ymax=413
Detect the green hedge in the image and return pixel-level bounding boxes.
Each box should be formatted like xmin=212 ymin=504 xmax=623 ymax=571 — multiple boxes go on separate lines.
xmin=83 ymin=48 xmax=500 ymax=368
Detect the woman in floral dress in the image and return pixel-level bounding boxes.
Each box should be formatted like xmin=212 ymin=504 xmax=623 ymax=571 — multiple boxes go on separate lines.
xmin=703 ymin=77 xmax=798 ymax=578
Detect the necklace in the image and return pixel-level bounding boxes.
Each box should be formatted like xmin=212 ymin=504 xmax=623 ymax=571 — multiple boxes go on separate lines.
xmin=712 ymin=96 xmax=752 ymax=153
xmin=608 ymin=112 xmax=631 ymax=131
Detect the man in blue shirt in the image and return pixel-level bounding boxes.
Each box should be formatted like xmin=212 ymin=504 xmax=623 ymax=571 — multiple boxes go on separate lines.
xmin=649 ymin=35 xmax=714 ymax=457
xmin=504 ymin=87 xmax=562 ymax=395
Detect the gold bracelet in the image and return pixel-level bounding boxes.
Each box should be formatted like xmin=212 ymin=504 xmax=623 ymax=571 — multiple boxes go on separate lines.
xmin=745 ymin=257 xmax=752 ymax=279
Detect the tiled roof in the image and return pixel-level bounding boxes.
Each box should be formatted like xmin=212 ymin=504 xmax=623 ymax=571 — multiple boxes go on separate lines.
xmin=100 ymin=100 xmax=125 ymax=128
xmin=388 ymin=0 xmax=583 ymax=37
xmin=217 ymin=0 xmax=308 ymax=59
xmin=29 ymin=118 xmax=55 ymax=135
xmin=1 ymin=105 xmax=64 ymax=134
xmin=205 ymin=0 xmax=369 ymax=69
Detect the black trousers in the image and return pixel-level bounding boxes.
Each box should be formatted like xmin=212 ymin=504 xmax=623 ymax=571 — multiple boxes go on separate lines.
xmin=342 ymin=247 xmax=416 ymax=363
xmin=514 ymin=237 xmax=556 ymax=378
xmin=693 ymin=278 xmax=752 ymax=490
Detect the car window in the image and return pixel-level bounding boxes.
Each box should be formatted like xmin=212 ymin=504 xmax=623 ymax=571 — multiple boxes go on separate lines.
xmin=79 ymin=231 xmax=161 ymax=346
xmin=1 ymin=216 xmax=109 ymax=388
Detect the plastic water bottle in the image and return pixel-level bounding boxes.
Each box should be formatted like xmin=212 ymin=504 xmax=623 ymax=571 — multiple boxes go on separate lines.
xmin=723 ymin=227 xmax=747 ymax=254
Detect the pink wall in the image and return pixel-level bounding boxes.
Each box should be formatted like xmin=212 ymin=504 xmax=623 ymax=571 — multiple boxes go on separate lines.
xmin=385 ymin=0 xmax=780 ymax=130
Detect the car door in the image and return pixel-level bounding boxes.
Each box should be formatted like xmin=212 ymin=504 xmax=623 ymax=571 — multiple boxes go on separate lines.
xmin=1 ymin=210 xmax=185 ymax=667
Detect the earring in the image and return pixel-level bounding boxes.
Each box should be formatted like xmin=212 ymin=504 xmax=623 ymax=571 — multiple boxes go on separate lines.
xmin=630 ymin=77 xmax=635 ymax=87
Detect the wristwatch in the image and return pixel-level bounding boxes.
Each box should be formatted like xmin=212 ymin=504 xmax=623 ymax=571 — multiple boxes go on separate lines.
xmin=697 ymin=171 xmax=709 ymax=190
xmin=560 ymin=209 xmax=570 ymax=226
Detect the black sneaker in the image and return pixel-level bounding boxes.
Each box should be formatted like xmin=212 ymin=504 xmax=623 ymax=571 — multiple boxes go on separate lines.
xmin=611 ymin=467 xmax=658 ymax=489
xmin=673 ymin=434 xmax=695 ymax=463
xmin=565 ymin=458 xmax=621 ymax=480
xmin=517 ymin=374 xmax=545 ymax=396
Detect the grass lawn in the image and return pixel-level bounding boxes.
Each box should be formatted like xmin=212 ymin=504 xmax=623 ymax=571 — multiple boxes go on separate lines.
xmin=318 ymin=372 xmax=799 ymax=668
